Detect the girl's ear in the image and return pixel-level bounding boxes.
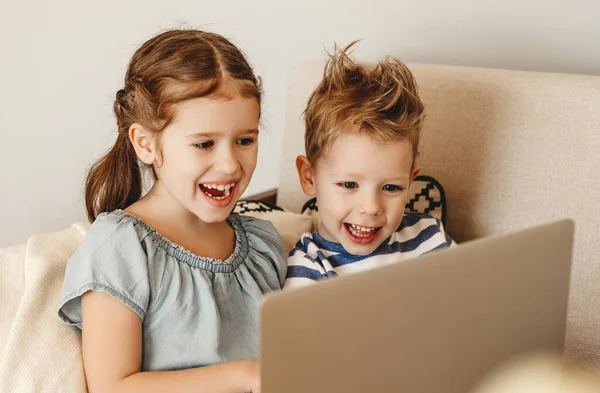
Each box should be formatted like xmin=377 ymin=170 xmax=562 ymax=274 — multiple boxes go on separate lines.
xmin=129 ymin=123 xmax=157 ymax=165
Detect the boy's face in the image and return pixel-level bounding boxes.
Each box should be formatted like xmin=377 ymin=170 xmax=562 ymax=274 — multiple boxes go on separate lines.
xmin=297 ymin=133 xmax=420 ymax=256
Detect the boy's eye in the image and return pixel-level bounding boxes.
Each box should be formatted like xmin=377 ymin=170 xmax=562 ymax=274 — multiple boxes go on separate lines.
xmin=195 ymin=141 xmax=214 ymax=149
xmin=236 ymin=137 xmax=255 ymax=146
xmin=383 ymin=184 xmax=403 ymax=192
xmin=338 ymin=182 xmax=358 ymax=189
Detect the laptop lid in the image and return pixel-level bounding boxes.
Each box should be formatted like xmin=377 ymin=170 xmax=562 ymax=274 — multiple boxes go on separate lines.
xmin=261 ymin=219 xmax=574 ymax=393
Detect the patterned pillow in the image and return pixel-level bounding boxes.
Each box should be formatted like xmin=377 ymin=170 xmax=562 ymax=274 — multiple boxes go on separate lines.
xmin=233 ymin=200 xmax=313 ymax=252
xmin=404 ymin=175 xmax=447 ymax=225
xmin=301 ymin=175 xmax=447 ymax=226
xmin=233 ymin=200 xmax=284 ymax=214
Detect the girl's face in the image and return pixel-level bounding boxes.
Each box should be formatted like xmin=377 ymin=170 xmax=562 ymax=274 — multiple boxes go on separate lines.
xmin=148 ymin=94 xmax=260 ymax=223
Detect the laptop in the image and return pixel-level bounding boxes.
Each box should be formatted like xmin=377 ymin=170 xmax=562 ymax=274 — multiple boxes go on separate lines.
xmin=260 ymin=219 xmax=574 ymax=393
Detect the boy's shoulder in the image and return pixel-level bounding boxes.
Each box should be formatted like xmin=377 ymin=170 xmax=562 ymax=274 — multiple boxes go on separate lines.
xmin=287 ymin=231 xmax=343 ymax=264
xmin=388 ymin=211 xmax=453 ymax=250
xmin=399 ymin=211 xmax=442 ymax=229
xmin=288 ymin=231 xmax=318 ymax=255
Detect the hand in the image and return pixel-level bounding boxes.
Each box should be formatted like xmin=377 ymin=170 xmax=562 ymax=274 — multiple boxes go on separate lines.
xmin=251 ymin=368 xmax=261 ymax=393
xmin=240 ymin=360 xmax=260 ymax=393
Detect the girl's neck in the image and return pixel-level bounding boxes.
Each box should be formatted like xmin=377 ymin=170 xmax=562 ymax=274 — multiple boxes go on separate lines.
xmin=124 ymin=182 xmax=236 ymax=261
xmin=133 ymin=182 xmax=206 ymax=225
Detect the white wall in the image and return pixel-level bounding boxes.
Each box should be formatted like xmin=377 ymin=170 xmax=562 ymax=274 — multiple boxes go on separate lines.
xmin=1 ymin=0 xmax=598 ymax=247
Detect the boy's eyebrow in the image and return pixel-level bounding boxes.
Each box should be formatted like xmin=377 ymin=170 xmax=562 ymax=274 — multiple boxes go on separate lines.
xmin=384 ymin=176 xmax=410 ymax=182
xmin=186 ymin=129 xmax=259 ymax=138
xmin=332 ymin=172 xmax=410 ymax=182
xmin=330 ymin=172 xmax=361 ymax=179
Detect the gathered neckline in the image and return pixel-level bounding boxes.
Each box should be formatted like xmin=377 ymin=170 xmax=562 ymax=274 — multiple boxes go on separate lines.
xmin=106 ymin=210 xmax=249 ymax=273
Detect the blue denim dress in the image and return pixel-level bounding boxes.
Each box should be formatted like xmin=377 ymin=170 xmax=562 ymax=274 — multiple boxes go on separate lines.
xmin=58 ymin=210 xmax=286 ymax=371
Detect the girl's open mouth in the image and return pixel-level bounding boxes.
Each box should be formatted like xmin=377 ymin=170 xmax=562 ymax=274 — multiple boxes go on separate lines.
xmin=199 ymin=181 xmax=237 ymax=206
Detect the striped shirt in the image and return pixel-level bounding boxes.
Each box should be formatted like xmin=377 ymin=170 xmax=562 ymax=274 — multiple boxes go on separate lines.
xmin=284 ymin=212 xmax=455 ymax=289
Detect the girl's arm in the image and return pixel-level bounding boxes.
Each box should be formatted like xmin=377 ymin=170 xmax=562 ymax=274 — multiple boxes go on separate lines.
xmin=81 ymin=291 xmax=259 ymax=393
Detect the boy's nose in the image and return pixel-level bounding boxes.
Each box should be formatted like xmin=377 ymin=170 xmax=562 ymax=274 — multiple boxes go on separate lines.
xmin=359 ymin=193 xmax=383 ymax=216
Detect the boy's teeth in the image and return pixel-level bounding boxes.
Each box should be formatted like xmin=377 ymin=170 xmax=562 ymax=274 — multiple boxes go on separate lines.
xmin=348 ymin=224 xmax=378 ymax=237
xmin=351 ymin=224 xmax=375 ymax=232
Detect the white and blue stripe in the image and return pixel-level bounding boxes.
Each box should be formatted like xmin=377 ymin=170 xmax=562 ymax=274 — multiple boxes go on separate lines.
xmin=284 ymin=212 xmax=455 ymax=289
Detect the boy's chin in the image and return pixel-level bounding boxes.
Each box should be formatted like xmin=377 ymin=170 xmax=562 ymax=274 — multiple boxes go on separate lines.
xmin=320 ymin=227 xmax=383 ymax=256
xmin=341 ymin=241 xmax=380 ymax=256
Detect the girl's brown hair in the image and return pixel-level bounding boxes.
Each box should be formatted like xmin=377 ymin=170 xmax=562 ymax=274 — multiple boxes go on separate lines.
xmin=85 ymin=30 xmax=261 ymax=222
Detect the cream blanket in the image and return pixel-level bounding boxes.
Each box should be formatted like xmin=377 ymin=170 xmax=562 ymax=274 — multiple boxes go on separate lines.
xmin=0 ymin=211 xmax=312 ymax=393
xmin=0 ymin=223 xmax=89 ymax=393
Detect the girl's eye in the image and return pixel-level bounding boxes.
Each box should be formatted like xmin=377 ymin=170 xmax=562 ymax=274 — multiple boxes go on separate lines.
xmin=338 ymin=182 xmax=358 ymax=189
xmin=195 ymin=141 xmax=214 ymax=149
xmin=383 ymin=184 xmax=403 ymax=192
xmin=237 ymin=138 xmax=255 ymax=146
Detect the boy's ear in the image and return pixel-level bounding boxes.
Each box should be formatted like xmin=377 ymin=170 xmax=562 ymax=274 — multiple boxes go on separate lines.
xmin=296 ymin=155 xmax=317 ymax=196
xmin=129 ymin=123 xmax=157 ymax=165
xmin=410 ymin=164 xmax=422 ymax=184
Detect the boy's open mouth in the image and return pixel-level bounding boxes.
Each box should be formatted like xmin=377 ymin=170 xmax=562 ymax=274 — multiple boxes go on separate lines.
xmin=199 ymin=182 xmax=236 ymax=201
xmin=344 ymin=223 xmax=382 ymax=242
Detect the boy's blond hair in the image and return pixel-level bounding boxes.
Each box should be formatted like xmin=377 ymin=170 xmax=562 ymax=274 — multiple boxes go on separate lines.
xmin=304 ymin=41 xmax=425 ymax=167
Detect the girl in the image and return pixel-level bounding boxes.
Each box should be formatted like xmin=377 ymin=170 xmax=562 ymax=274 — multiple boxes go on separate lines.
xmin=58 ymin=29 xmax=286 ymax=393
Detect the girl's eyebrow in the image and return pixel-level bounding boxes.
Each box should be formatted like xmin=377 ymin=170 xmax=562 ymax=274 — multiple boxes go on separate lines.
xmin=186 ymin=132 xmax=216 ymax=139
xmin=186 ymin=129 xmax=259 ymax=139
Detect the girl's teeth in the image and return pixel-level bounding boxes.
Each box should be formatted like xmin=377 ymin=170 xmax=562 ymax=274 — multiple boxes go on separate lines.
xmin=201 ymin=182 xmax=235 ymax=200
xmin=202 ymin=182 xmax=236 ymax=190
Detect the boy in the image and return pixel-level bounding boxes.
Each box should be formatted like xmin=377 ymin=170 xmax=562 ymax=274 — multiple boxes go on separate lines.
xmin=284 ymin=43 xmax=455 ymax=289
